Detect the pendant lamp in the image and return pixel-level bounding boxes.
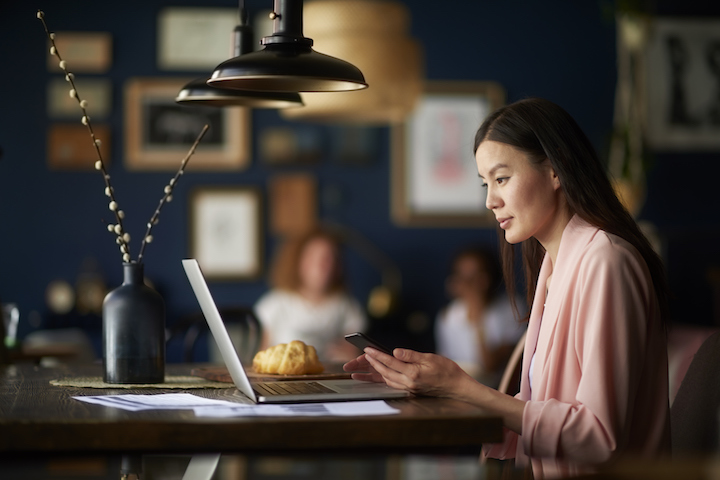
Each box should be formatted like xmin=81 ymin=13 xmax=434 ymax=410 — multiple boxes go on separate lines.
xmin=208 ymin=0 xmax=368 ymax=93
xmin=176 ymin=3 xmax=303 ymax=108
xmin=281 ymin=0 xmax=423 ymax=124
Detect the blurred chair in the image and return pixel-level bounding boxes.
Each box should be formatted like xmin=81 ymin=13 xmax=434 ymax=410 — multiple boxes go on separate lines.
xmin=170 ymin=307 xmax=262 ymax=364
xmin=498 ymin=330 xmax=526 ymax=396
xmin=670 ymin=330 xmax=720 ymax=455
xmin=481 ymin=331 xmax=529 ymax=477
xmin=667 ymin=325 xmax=718 ymax=405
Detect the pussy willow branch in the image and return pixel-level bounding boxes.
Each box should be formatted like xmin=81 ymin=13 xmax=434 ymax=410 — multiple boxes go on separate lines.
xmin=37 ymin=10 xmax=208 ymax=265
xmin=136 ymin=124 xmax=209 ymax=264
xmin=37 ymin=10 xmax=131 ymax=261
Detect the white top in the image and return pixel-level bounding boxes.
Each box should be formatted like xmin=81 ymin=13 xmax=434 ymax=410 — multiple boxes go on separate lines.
xmin=254 ymin=289 xmax=367 ymax=360
xmin=435 ymin=297 xmax=525 ymax=380
xmin=529 ymin=352 xmax=536 ymax=392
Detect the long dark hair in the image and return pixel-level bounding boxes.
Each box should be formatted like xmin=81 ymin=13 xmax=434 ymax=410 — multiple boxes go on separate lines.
xmin=473 ymin=98 xmax=669 ymax=327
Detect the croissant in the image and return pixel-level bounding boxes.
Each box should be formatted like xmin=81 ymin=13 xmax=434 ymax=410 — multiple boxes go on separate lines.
xmin=252 ymin=340 xmax=324 ymax=375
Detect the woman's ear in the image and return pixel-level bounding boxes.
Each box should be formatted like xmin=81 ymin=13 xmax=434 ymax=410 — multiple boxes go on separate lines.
xmin=549 ymin=166 xmax=561 ymax=190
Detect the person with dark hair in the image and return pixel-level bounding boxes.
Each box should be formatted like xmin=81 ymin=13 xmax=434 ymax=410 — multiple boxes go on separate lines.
xmin=345 ymin=98 xmax=670 ymax=477
xmin=435 ymin=246 xmax=524 ymax=386
xmin=255 ymin=227 xmax=366 ymax=362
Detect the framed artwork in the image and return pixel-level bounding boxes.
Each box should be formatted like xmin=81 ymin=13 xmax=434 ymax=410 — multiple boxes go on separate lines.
xmin=329 ymin=125 xmax=381 ymax=166
xmin=47 ymin=32 xmax=112 ymax=73
xmin=189 ymin=187 xmax=263 ymax=280
xmin=124 ymin=78 xmax=250 ymax=171
xmin=157 ymin=8 xmax=237 ymax=70
xmin=259 ymin=126 xmax=323 ymax=165
xmin=47 ymin=124 xmax=111 ymax=170
xmin=645 ymin=19 xmax=720 ymax=150
xmin=47 ymin=78 xmax=111 ymax=118
xmin=391 ymin=81 xmax=505 ymax=227
xmin=268 ymin=174 xmax=318 ymax=236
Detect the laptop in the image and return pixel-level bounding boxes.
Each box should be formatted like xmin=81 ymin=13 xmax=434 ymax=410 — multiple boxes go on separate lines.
xmin=182 ymin=259 xmax=410 ymax=404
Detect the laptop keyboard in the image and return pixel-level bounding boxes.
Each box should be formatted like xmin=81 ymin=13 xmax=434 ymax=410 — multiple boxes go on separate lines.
xmin=253 ymin=381 xmax=336 ymax=397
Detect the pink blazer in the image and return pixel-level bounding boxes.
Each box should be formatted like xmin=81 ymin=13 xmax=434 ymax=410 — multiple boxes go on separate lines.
xmin=484 ymin=215 xmax=670 ymax=478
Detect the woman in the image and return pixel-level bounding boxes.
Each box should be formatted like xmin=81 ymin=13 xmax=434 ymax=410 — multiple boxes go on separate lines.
xmin=435 ymin=246 xmax=524 ymax=385
xmin=255 ymin=227 xmax=366 ymax=362
xmin=344 ymin=98 xmax=670 ymax=478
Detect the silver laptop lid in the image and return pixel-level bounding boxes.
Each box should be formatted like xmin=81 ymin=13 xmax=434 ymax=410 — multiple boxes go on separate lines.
xmin=182 ymin=259 xmax=257 ymax=403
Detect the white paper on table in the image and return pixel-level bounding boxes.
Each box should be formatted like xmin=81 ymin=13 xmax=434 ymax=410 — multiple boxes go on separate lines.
xmin=73 ymin=393 xmax=249 ymax=412
xmin=193 ymin=400 xmax=401 ymax=417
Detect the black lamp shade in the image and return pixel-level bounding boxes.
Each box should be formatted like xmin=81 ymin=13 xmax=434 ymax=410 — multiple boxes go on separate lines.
xmin=208 ymin=0 xmax=367 ymax=93
xmin=208 ymin=44 xmax=368 ymax=92
xmin=176 ymin=77 xmax=303 ymax=108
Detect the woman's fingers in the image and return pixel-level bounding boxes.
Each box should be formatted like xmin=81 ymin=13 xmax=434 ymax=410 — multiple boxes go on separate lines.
xmin=343 ymin=354 xmax=372 ymax=372
xmin=364 ymin=351 xmax=417 ymax=390
xmin=364 ymin=347 xmax=467 ymax=397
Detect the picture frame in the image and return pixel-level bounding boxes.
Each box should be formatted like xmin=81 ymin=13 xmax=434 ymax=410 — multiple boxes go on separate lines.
xmin=259 ymin=126 xmax=323 ymax=165
xmin=645 ymin=19 xmax=720 ymax=150
xmin=391 ymin=81 xmax=505 ymax=227
xmin=157 ymin=7 xmax=238 ymax=70
xmin=47 ymin=78 xmax=112 ymax=118
xmin=189 ymin=187 xmax=263 ymax=281
xmin=47 ymin=32 xmax=112 ymax=73
xmin=124 ymin=78 xmax=250 ymax=171
xmin=268 ymin=174 xmax=318 ymax=236
xmin=47 ymin=124 xmax=111 ymax=170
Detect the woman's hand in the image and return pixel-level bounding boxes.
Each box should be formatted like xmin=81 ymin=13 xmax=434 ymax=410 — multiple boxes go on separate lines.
xmin=345 ymin=347 xmax=527 ymax=433
xmin=343 ymin=353 xmax=385 ymax=383
xmin=345 ymin=347 xmax=472 ymax=398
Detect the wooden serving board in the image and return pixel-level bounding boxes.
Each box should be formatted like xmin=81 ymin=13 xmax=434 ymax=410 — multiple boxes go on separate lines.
xmin=191 ymin=364 xmax=352 ymax=383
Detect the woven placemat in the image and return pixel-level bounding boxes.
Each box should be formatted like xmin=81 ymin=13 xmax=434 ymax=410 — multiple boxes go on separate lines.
xmin=50 ymin=375 xmax=231 ymax=389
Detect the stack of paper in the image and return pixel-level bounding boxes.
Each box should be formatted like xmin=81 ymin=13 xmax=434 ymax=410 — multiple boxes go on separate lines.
xmin=73 ymin=393 xmax=400 ymax=417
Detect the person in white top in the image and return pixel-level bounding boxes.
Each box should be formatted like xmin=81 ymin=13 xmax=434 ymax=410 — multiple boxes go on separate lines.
xmin=435 ymin=247 xmax=525 ymax=386
xmin=254 ymin=227 xmax=367 ymax=362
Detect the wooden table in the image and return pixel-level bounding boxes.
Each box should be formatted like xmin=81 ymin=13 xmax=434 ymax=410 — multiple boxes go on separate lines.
xmin=0 ymin=363 xmax=503 ymax=456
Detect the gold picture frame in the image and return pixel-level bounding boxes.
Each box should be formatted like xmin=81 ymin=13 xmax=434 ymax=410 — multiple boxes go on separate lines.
xmin=189 ymin=187 xmax=263 ymax=281
xmin=47 ymin=32 xmax=112 ymax=73
xmin=391 ymin=81 xmax=505 ymax=227
xmin=124 ymin=78 xmax=250 ymax=171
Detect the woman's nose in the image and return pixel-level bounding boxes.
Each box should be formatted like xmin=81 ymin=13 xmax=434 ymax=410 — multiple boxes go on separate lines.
xmin=485 ymin=187 xmax=501 ymax=210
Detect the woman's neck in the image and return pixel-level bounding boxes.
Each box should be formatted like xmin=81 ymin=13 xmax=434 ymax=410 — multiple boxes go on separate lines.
xmin=536 ymin=205 xmax=573 ymax=271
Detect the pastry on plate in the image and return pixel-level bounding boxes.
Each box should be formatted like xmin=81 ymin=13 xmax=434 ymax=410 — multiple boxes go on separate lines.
xmin=252 ymin=340 xmax=324 ymax=375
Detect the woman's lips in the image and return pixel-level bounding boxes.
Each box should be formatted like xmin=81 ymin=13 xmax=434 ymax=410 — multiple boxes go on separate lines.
xmin=498 ymin=217 xmax=511 ymax=229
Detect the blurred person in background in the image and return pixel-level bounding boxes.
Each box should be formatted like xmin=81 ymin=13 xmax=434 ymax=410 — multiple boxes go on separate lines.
xmin=435 ymin=246 xmax=524 ymax=386
xmin=255 ymin=227 xmax=366 ymax=362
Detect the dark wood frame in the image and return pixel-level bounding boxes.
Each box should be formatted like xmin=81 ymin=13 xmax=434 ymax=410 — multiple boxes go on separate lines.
xmin=391 ymin=81 xmax=505 ymax=227
xmin=189 ymin=186 xmax=263 ymax=281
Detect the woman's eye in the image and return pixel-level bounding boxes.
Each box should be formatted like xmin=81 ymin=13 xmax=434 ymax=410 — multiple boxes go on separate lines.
xmin=497 ymin=177 xmax=508 ymax=185
xmin=481 ymin=182 xmax=488 ymax=188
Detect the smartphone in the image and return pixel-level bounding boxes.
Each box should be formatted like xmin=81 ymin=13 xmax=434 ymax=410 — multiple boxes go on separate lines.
xmin=344 ymin=332 xmax=393 ymax=355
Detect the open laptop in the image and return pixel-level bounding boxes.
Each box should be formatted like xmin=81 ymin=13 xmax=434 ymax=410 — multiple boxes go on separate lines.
xmin=182 ymin=259 xmax=409 ymax=404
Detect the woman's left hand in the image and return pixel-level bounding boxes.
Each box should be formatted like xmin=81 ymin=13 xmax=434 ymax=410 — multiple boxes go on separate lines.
xmin=361 ymin=347 xmax=471 ymax=398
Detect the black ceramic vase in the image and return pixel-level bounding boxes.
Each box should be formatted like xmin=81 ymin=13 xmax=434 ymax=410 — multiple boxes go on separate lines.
xmin=102 ymin=262 xmax=165 ymax=384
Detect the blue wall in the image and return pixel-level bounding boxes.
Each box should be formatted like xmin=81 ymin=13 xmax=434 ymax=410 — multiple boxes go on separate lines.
xmin=0 ymin=1 xmax=718 ymax=359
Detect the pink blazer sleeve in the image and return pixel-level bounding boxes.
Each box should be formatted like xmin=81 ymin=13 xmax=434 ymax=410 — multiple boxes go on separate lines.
xmin=521 ymin=237 xmax=655 ymax=464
